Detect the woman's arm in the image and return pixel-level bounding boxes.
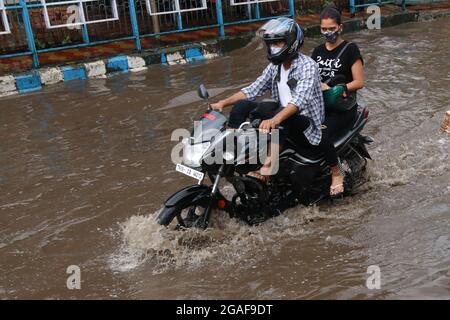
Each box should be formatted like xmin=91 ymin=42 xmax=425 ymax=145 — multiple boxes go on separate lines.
xmin=346 ymin=59 xmax=364 ymax=92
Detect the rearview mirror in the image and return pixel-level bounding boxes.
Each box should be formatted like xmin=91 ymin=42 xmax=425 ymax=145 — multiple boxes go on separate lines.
xmin=198 ymin=84 xmax=209 ymax=100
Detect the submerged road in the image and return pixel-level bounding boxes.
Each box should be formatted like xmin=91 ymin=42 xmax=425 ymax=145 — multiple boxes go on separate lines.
xmin=0 ymin=18 xmax=449 ymax=299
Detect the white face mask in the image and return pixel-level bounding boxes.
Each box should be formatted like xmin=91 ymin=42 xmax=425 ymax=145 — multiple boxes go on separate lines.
xmin=270 ymin=46 xmax=283 ymax=55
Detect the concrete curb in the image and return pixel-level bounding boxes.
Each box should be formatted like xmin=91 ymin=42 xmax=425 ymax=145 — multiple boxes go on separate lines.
xmin=417 ymin=8 xmax=450 ymax=20
xmin=0 ymin=42 xmax=220 ymax=98
xmin=0 ymin=43 xmax=219 ymax=98
xmin=84 ymin=60 xmax=107 ymax=79
xmin=0 ymin=75 xmax=17 ymax=97
xmin=0 ymin=8 xmax=449 ymax=98
xmin=15 ymin=73 xmax=42 ymax=94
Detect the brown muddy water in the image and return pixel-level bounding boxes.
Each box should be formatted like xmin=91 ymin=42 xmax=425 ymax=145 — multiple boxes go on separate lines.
xmin=1 ymin=18 xmax=449 ymax=300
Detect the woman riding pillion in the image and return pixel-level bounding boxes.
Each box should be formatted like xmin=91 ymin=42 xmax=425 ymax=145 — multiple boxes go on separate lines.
xmin=211 ymin=17 xmax=342 ymax=198
xmin=312 ymin=5 xmax=365 ymax=197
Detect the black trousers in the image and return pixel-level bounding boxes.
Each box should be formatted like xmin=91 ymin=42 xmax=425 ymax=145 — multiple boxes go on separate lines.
xmin=320 ymin=107 xmax=358 ymax=166
xmin=228 ymin=100 xmax=356 ymax=167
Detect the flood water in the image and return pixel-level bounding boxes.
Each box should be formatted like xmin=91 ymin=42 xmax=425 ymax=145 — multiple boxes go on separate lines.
xmin=0 ymin=18 xmax=449 ymax=299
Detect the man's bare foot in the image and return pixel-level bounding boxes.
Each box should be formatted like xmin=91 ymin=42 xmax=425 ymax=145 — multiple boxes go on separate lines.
xmin=247 ymin=166 xmax=271 ymax=183
xmin=247 ymin=171 xmax=268 ymax=181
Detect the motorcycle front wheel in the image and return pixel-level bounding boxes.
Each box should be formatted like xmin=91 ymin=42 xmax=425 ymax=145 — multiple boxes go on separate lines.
xmin=158 ymin=199 xmax=211 ymax=229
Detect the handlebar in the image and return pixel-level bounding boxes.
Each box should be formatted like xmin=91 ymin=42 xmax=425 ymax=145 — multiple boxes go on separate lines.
xmin=251 ymin=119 xmax=284 ymax=131
xmin=251 ymin=119 xmax=261 ymax=128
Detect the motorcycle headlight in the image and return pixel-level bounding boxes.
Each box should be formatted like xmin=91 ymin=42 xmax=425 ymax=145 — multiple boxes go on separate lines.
xmin=223 ymin=151 xmax=234 ymax=162
xmin=183 ymin=141 xmax=211 ymax=167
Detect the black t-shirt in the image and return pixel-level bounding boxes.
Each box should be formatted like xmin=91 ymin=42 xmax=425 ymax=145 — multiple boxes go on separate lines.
xmin=311 ymin=40 xmax=363 ymax=84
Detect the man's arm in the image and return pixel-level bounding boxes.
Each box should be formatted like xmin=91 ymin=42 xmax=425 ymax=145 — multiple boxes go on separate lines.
xmin=260 ymin=61 xmax=320 ymax=132
xmin=259 ymin=104 xmax=298 ymax=133
xmin=273 ymin=104 xmax=298 ymax=124
xmin=211 ymin=64 xmax=272 ymax=112
xmin=211 ymin=91 xmax=247 ymax=112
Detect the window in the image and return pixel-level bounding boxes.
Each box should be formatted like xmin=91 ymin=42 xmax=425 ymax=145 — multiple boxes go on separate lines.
xmin=40 ymin=0 xmax=119 ymax=29
xmin=145 ymin=0 xmax=208 ymax=16
xmin=0 ymin=0 xmax=11 ymax=35
xmin=230 ymin=0 xmax=279 ymax=6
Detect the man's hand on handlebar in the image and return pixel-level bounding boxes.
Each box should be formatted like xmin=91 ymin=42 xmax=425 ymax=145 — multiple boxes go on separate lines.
xmin=211 ymin=100 xmax=226 ymax=112
xmin=259 ymin=118 xmax=280 ymax=134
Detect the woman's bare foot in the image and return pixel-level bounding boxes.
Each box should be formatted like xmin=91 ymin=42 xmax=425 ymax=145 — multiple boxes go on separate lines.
xmin=330 ymin=173 xmax=344 ymax=197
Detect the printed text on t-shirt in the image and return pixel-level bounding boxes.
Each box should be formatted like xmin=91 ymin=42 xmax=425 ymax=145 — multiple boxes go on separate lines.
xmin=316 ymin=56 xmax=342 ymax=79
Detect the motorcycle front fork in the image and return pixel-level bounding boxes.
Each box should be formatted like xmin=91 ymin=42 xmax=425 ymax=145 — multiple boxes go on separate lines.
xmin=199 ymin=164 xmax=225 ymax=229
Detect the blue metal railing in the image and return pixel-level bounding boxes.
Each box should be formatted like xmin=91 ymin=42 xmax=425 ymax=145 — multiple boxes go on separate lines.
xmin=0 ymin=0 xmax=294 ymax=68
xmin=19 ymin=0 xmax=39 ymax=67
xmin=128 ymin=0 xmax=142 ymax=50
xmin=349 ymin=0 xmax=406 ymax=14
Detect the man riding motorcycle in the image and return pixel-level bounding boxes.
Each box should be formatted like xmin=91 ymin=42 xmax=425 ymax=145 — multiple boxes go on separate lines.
xmin=211 ymin=18 xmax=340 ymax=197
xmin=156 ymin=18 xmax=373 ymax=229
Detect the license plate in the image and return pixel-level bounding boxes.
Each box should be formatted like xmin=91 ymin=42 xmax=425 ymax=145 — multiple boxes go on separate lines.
xmin=176 ymin=164 xmax=204 ymax=182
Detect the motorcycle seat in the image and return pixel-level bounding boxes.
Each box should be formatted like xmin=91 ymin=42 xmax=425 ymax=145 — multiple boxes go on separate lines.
xmin=285 ymin=107 xmax=368 ymax=165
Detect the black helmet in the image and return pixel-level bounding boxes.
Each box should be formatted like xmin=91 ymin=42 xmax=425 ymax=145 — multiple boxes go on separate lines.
xmin=258 ymin=18 xmax=304 ymax=65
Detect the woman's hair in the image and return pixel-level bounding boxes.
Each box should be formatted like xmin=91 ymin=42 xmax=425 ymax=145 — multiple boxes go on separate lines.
xmin=320 ymin=5 xmax=342 ymax=25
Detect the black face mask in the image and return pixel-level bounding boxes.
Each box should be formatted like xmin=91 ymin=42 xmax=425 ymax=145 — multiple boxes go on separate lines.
xmin=321 ymin=29 xmax=341 ymax=43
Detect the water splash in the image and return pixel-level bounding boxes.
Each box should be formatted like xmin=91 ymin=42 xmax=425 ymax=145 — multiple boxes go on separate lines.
xmin=110 ymin=204 xmax=323 ymax=273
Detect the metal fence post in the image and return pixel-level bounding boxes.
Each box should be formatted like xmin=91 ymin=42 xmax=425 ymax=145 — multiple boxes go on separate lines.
xmin=128 ymin=0 xmax=142 ymax=51
xmin=81 ymin=25 xmax=90 ymax=44
xmin=19 ymin=0 xmax=39 ymax=68
xmin=349 ymin=0 xmax=356 ymax=14
xmin=177 ymin=13 xmax=183 ymax=30
xmin=255 ymin=2 xmax=260 ymax=19
xmin=175 ymin=0 xmax=183 ymax=31
xmin=215 ymin=0 xmax=225 ymax=37
xmin=149 ymin=0 xmax=160 ymax=34
xmin=288 ymin=0 xmax=295 ymax=17
xmin=401 ymin=0 xmax=406 ymax=11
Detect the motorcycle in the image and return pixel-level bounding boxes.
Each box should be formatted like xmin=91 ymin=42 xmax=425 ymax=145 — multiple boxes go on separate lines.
xmin=157 ymin=84 xmax=373 ymax=229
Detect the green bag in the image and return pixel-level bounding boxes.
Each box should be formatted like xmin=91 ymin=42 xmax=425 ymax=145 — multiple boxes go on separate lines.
xmin=323 ymin=85 xmax=357 ymax=112
xmin=321 ymin=42 xmax=357 ymax=113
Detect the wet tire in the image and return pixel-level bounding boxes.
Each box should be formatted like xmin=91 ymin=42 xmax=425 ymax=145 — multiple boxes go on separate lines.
xmin=157 ymin=199 xmax=210 ymax=229
xmin=157 ymin=206 xmax=178 ymax=226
